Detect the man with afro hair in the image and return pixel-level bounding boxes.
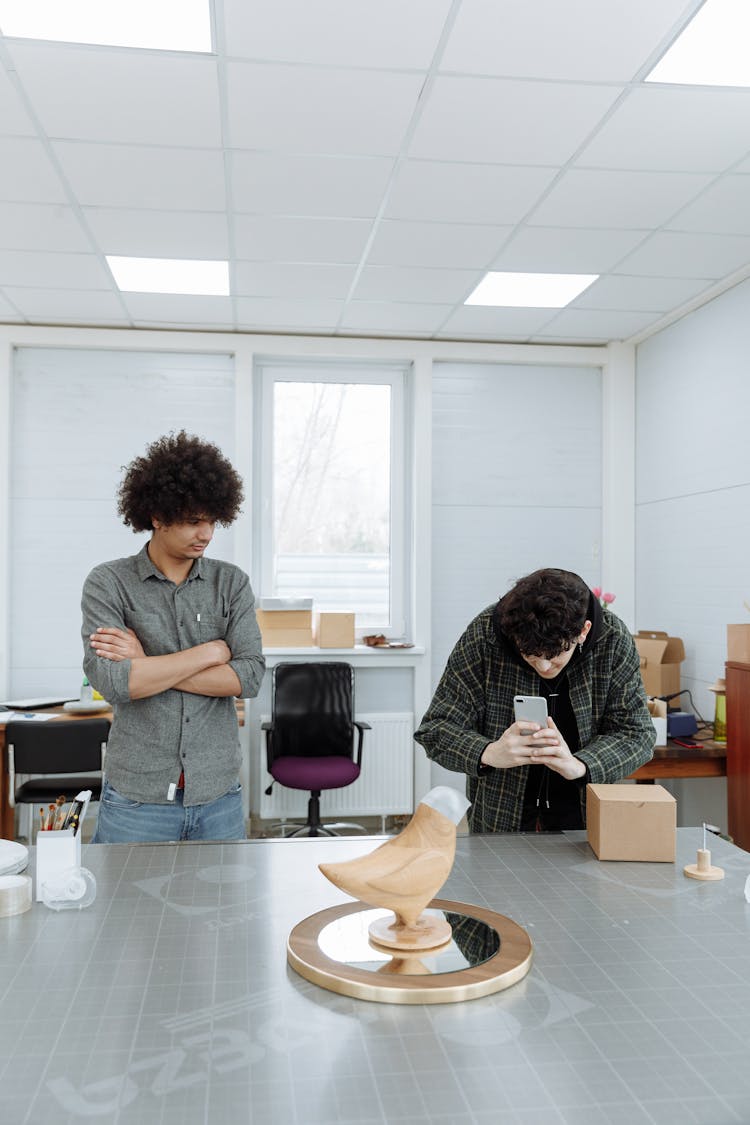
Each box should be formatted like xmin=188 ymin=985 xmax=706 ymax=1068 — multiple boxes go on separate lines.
xmin=81 ymin=431 xmax=265 ymax=842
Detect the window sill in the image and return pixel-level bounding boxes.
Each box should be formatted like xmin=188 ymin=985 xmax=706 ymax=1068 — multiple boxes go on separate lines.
xmin=261 ymin=644 xmax=425 ymax=667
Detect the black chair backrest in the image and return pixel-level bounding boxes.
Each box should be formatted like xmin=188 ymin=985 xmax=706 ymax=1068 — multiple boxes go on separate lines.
xmin=5 ymin=717 xmax=110 ymax=775
xmin=272 ymin=663 xmax=354 ymax=759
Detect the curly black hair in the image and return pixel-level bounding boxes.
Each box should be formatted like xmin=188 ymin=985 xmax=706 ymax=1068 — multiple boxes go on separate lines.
xmin=117 ymin=431 xmax=244 ymax=532
xmin=496 ymin=568 xmax=591 ymax=658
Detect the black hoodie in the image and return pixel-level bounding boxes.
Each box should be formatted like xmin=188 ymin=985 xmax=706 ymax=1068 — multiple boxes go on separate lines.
xmin=492 ymin=591 xmax=602 ymax=831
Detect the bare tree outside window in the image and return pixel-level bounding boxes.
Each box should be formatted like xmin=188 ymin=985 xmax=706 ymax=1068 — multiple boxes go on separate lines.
xmin=273 ymin=381 xmax=391 ymax=621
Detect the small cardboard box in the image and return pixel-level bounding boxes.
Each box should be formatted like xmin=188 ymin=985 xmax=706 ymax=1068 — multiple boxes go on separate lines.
xmin=633 ymin=630 xmax=685 ymax=698
xmin=314 ymin=612 xmax=355 ymax=648
xmin=647 ymin=697 xmax=667 ymax=747
xmin=256 ymin=609 xmax=313 ymax=648
xmin=727 ymin=624 xmax=750 ymax=664
xmin=587 ymin=784 xmax=676 ymax=862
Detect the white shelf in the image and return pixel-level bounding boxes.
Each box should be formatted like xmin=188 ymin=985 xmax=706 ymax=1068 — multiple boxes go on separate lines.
xmin=261 ymin=645 xmax=425 ymax=668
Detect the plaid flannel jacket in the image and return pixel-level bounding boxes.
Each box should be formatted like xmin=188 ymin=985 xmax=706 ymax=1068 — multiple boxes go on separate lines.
xmin=415 ymin=605 xmax=655 ymax=833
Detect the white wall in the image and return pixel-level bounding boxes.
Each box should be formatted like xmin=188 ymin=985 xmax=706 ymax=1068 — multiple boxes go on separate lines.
xmin=635 ymin=279 xmax=750 ymax=831
xmin=430 ymin=360 xmax=604 ymax=691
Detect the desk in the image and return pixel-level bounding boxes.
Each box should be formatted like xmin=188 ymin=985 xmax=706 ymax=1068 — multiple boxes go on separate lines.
xmin=0 ymin=707 xmax=111 ymax=841
xmin=1 ymin=702 xmax=245 ymax=841
xmin=629 ymin=740 xmax=727 ymax=781
xmin=3 ymin=830 xmax=750 ymax=1123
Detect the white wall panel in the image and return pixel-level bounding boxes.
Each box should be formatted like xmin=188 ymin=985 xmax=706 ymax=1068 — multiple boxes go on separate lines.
xmin=431 ymin=362 xmax=603 ymax=694
xmin=10 ymin=347 xmax=235 ymax=696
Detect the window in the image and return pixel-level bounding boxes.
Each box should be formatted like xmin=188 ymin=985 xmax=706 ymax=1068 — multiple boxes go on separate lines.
xmin=255 ymin=359 xmax=409 ymax=634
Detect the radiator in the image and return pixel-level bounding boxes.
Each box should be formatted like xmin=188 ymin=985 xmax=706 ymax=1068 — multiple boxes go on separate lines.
xmin=258 ymin=712 xmax=414 ymax=820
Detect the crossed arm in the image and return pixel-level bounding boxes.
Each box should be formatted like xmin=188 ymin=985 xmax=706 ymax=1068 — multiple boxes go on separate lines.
xmin=89 ymin=627 xmax=242 ymax=700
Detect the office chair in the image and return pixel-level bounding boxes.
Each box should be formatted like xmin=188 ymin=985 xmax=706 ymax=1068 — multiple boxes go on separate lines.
xmin=5 ymin=717 xmax=109 ymax=841
xmin=262 ymin=662 xmax=370 ymax=837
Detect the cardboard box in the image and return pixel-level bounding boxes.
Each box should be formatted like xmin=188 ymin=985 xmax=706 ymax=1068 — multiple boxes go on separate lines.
xmin=633 ymin=630 xmax=685 ymax=698
xmin=727 ymin=624 xmax=750 ymax=664
xmin=256 ymin=609 xmax=313 ymax=648
xmin=647 ymin=697 xmax=667 ymax=747
xmin=587 ymin=784 xmax=676 ymax=862
xmin=314 ymin=612 xmax=355 ymax=648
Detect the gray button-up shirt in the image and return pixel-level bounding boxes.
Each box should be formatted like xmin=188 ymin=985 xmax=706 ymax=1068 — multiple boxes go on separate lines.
xmin=81 ymin=545 xmax=265 ymax=806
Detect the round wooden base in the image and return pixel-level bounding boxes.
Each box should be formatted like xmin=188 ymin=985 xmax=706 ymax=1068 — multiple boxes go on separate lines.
xmin=367 ymin=912 xmax=452 ymax=951
xmin=287 ymin=898 xmax=533 ymax=1005
xmin=684 ymin=863 xmax=724 ymax=881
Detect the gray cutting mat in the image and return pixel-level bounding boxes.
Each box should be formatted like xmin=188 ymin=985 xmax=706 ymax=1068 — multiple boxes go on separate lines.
xmin=2 ymin=828 xmax=749 ymax=1124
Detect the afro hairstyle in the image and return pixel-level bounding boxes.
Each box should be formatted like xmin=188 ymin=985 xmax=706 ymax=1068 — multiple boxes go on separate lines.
xmin=117 ymin=431 xmax=244 ymax=532
xmin=496 ymin=567 xmax=591 ymax=659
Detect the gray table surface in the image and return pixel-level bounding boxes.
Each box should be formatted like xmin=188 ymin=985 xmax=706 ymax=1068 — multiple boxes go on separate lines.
xmin=2 ymin=828 xmax=750 ymax=1125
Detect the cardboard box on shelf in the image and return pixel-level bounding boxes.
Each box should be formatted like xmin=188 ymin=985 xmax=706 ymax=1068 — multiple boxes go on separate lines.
xmin=727 ymin=624 xmax=750 ymax=664
xmin=633 ymin=630 xmax=685 ymax=698
xmin=587 ymin=784 xmax=676 ymax=862
xmin=647 ymin=697 xmax=667 ymax=747
xmin=313 ymin=612 xmax=355 ymax=649
xmin=256 ymin=608 xmax=313 ymax=648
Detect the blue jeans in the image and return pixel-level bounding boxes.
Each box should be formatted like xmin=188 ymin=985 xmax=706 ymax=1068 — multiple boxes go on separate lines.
xmin=92 ymin=780 xmax=246 ymax=843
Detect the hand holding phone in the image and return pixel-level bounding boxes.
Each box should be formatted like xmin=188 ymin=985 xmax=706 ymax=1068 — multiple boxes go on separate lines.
xmin=513 ymin=695 xmax=548 ymax=732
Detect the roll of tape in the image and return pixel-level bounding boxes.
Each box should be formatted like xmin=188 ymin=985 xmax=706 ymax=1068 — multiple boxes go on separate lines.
xmin=0 ymin=873 xmax=32 ymax=916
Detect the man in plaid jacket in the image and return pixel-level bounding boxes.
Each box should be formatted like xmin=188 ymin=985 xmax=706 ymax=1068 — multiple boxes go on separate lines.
xmin=415 ymin=568 xmax=655 ymax=833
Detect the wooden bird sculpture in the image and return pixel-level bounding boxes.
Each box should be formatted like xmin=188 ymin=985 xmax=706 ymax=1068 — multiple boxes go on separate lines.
xmin=319 ymin=786 xmax=471 ymax=951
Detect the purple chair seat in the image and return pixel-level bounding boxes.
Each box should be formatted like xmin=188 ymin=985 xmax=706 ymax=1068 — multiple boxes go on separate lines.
xmin=271 ymin=756 xmax=361 ymax=792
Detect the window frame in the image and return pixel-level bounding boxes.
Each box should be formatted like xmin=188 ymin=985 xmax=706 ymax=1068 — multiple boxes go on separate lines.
xmin=253 ymin=356 xmax=410 ymax=637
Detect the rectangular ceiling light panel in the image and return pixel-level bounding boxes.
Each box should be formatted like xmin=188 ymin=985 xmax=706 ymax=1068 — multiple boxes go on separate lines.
xmin=646 ymin=0 xmax=750 ymax=87
xmin=0 ymin=0 xmax=213 ymax=53
xmin=107 ymin=256 xmax=229 ymax=296
xmin=465 ymin=271 xmax=598 ymax=308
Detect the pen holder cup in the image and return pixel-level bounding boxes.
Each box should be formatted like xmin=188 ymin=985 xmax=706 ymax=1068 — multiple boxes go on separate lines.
xmin=35 ymin=829 xmax=82 ymax=903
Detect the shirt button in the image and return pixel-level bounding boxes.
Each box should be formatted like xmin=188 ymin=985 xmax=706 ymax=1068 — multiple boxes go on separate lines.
xmin=185 ymin=717 xmax=190 ymax=724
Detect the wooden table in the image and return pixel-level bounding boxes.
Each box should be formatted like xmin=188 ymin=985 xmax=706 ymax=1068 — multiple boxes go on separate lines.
xmin=629 ymin=739 xmax=726 ymax=781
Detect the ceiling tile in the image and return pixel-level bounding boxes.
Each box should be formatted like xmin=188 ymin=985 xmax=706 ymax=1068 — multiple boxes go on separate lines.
xmin=368 ymin=219 xmax=512 ymax=268
xmin=531 ymin=169 xmax=713 ymax=228
xmin=234 ymin=261 xmax=356 ymax=299
xmin=83 ymin=207 xmax=229 ymax=258
xmin=0 ymin=63 xmax=35 ymax=135
xmin=226 ymin=62 xmax=423 ymax=155
xmin=0 ymin=202 xmax=91 ymax=252
xmin=440 ymin=0 xmax=692 ymax=82
xmin=0 ymin=249 xmax=111 ymax=289
xmin=491 ymin=226 xmax=649 ymax=273
xmin=235 ymin=296 xmax=343 ymax=330
xmin=667 ymin=176 xmax=750 ymax=235
xmin=340 ymin=302 xmax=453 ymax=333
xmin=222 ymin=0 xmax=451 ymax=68
xmin=578 ymin=87 xmax=750 ymax=172
xmin=354 ymin=265 xmax=477 ymax=304
xmin=615 ymin=230 xmax=750 ymax=279
xmin=53 ymin=142 xmax=227 ymax=210
xmin=122 ymin=293 xmax=234 ymax=327
xmin=9 ymin=43 xmax=222 ymax=147
xmin=0 ymin=137 xmax=68 ymax=204
xmin=537 ymin=307 xmax=661 ymax=339
xmin=409 ymin=76 xmax=620 ymax=164
xmin=572 ymin=274 xmax=712 ymax=312
xmin=3 ymin=287 xmax=128 ymax=324
xmin=387 ymin=161 xmax=557 ymax=224
xmin=436 ymin=306 xmax=554 ymax=338
xmin=231 ymin=151 xmax=393 ymax=217
xmin=233 ymin=215 xmax=371 ymax=263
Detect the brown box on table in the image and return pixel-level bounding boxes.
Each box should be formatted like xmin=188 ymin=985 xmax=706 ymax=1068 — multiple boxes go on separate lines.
xmin=727 ymin=624 xmax=750 ymax=664
xmin=633 ymin=630 xmax=685 ymax=698
xmin=587 ymin=783 xmax=676 ymax=862
xmin=313 ymin=612 xmax=355 ymax=649
xmin=256 ymin=609 xmax=313 ymax=648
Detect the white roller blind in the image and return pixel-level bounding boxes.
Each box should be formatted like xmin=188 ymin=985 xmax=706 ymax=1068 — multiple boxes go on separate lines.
xmin=10 ymin=346 xmax=235 ymax=697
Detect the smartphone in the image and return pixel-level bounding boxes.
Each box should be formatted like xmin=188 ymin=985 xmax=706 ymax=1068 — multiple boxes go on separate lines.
xmin=513 ymin=695 xmax=548 ymax=730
